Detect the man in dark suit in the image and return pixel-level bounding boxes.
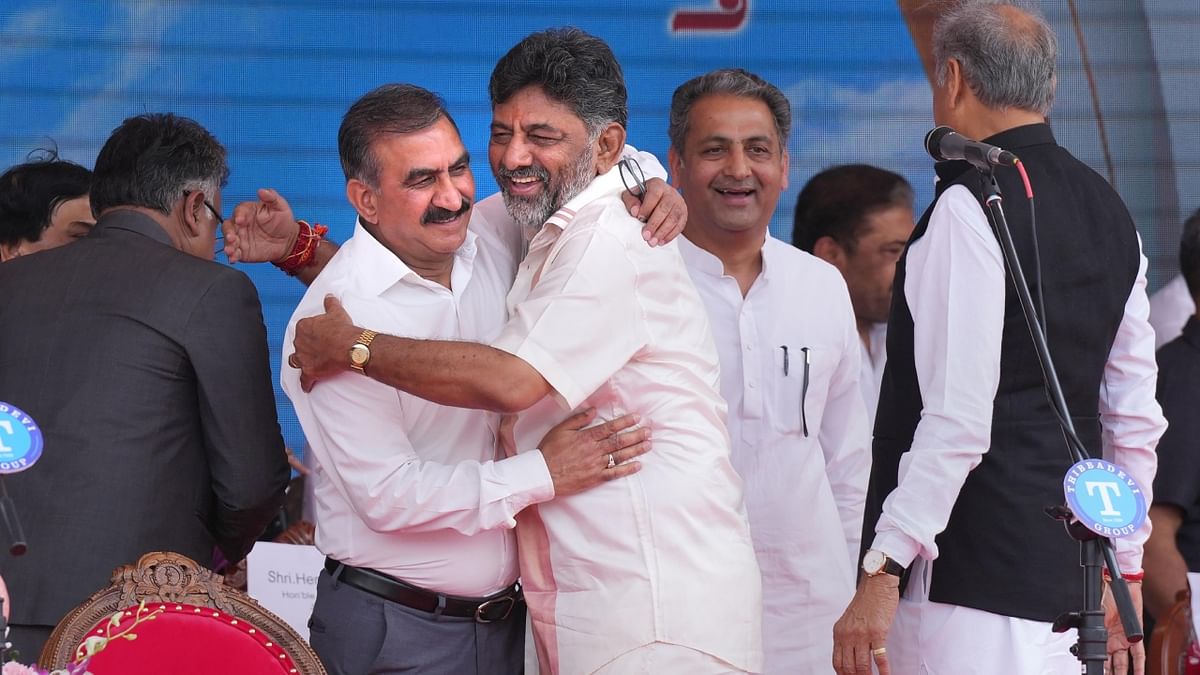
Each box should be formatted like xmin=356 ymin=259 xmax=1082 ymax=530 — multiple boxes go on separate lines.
xmin=0 ymin=113 xmax=290 ymax=662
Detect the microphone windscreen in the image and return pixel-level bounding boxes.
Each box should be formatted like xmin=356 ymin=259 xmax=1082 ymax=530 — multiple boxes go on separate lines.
xmin=924 ymin=126 xmax=955 ymax=161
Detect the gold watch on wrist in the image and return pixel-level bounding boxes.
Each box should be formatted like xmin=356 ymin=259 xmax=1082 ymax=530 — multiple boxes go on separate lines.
xmin=349 ymin=329 xmax=379 ymax=373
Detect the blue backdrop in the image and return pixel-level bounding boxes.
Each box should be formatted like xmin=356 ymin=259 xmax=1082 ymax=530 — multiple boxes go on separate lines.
xmin=2 ymin=1 xmax=1196 ymax=454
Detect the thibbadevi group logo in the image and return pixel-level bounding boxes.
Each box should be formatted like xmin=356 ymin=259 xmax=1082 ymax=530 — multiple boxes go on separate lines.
xmin=0 ymin=401 xmax=43 ymax=474
xmin=1063 ymin=459 xmax=1149 ymax=539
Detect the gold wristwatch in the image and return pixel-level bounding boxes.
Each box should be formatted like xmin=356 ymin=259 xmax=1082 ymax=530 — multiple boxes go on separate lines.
xmin=349 ymin=329 xmax=379 ymax=373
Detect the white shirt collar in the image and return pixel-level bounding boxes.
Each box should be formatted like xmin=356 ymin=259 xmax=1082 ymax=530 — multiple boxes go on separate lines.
xmin=348 ymin=216 xmax=479 ymax=298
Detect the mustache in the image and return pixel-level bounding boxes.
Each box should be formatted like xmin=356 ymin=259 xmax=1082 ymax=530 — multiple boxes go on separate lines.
xmin=496 ymin=165 xmax=550 ymax=183
xmin=422 ymin=197 xmax=472 ymax=224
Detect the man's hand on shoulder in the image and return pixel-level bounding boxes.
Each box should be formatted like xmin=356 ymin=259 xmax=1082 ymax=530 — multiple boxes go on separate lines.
xmin=223 ymin=188 xmax=300 ymax=264
xmin=620 ymin=177 xmax=686 ymax=247
xmin=291 ymin=294 xmax=363 ymax=392
xmin=538 ymin=408 xmax=650 ymax=497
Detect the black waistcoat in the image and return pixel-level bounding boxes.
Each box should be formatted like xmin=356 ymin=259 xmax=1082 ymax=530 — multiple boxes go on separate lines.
xmin=866 ymin=123 xmax=1140 ymax=621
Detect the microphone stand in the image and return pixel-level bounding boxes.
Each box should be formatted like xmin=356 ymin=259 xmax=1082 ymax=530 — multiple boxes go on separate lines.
xmin=0 ymin=597 xmax=6 ymax=665
xmin=976 ymin=168 xmax=1141 ymax=674
xmin=0 ymin=476 xmax=26 ymax=556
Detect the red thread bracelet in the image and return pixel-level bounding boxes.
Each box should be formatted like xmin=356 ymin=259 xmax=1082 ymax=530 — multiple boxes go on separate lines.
xmin=273 ymin=219 xmax=328 ymax=276
xmin=1101 ymin=568 xmax=1145 ymax=583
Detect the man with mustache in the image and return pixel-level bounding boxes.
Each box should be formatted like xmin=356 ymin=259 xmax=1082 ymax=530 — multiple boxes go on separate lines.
xmin=288 ymin=29 xmax=763 ymax=673
xmin=280 ymin=84 xmax=657 ymax=675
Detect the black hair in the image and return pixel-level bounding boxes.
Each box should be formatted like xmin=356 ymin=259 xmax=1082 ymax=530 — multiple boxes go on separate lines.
xmin=338 ymin=83 xmax=458 ymax=187
xmin=792 ymin=164 xmax=914 ymax=253
xmin=0 ymin=149 xmax=92 ymax=246
xmin=90 ymin=113 xmax=228 ymax=217
xmin=489 ymin=27 xmax=627 ymax=135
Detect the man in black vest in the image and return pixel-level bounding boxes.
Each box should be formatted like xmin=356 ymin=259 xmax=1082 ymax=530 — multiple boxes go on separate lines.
xmin=832 ymin=3 xmax=1165 ymax=674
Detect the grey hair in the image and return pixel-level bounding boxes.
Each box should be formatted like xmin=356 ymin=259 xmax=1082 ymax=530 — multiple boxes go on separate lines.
xmin=933 ymin=0 xmax=1057 ymax=116
xmin=668 ymin=68 xmax=791 ymax=152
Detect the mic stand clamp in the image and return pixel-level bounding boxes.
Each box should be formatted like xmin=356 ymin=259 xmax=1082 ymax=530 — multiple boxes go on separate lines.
xmin=976 ymin=168 xmax=1142 ymax=675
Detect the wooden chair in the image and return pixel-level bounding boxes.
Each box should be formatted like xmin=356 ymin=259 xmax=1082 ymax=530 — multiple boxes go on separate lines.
xmin=40 ymin=551 xmax=326 ymax=675
xmin=1150 ymin=589 xmax=1197 ymax=675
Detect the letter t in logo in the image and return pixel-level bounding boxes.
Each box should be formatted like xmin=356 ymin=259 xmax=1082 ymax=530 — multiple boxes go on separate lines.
xmin=1085 ymin=481 xmax=1122 ymax=517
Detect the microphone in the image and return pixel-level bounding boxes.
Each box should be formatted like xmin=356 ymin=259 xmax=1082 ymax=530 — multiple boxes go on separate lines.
xmin=0 ymin=400 xmax=41 ymax=556
xmin=925 ymin=126 xmax=1019 ymax=169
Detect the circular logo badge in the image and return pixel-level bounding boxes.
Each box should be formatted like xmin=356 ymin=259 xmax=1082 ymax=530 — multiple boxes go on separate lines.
xmin=1063 ymin=459 xmax=1147 ymax=538
xmin=0 ymin=401 xmax=43 ymax=474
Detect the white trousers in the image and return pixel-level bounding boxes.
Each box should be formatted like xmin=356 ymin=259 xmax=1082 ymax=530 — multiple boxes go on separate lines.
xmin=887 ymin=558 xmax=1081 ymax=674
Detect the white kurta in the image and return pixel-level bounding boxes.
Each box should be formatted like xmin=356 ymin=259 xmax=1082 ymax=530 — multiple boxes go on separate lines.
xmin=679 ymin=235 xmax=870 ymax=674
xmin=492 ymin=165 xmax=764 ymax=674
xmin=859 ymin=321 xmax=887 ymax=431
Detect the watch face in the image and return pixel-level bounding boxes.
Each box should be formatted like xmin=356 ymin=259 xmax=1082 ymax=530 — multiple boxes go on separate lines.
xmin=863 ymin=549 xmax=884 ymax=574
xmin=350 ymin=344 xmax=369 ymax=365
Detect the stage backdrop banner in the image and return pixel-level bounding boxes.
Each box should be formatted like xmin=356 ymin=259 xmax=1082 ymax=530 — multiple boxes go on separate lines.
xmin=1 ymin=1 xmax=1196 ymax=455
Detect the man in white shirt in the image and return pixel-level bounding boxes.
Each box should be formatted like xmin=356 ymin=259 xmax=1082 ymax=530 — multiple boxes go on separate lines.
xmin=290 ymin=29 xmax=763 ymax=674
xmin=666 ymin=68 xmax=871 ymax=674
xmin=791 ymin=165 xmax=916 ymax=427
xmin=281 ymin=84 xmax=658 ymax=675
xmin=832 ymin=3 xmax=1165 ymax=674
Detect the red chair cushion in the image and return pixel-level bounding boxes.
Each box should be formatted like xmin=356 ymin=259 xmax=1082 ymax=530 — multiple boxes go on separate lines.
xmin=75 ymin=603 xmax=300 ymax=674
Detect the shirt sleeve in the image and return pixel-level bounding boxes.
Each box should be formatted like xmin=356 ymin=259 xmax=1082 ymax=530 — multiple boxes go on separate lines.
xmin=818 ymin=277 xmax=872 ymax=566
xmin=870 ymin=184 xmax=1006 ymax=567
xmin=622 ymin=144 xmax=668 ymax=182
xmin=493 ymin=222 xmax=651 ymax=409
xmin=186 ymin=270 xmax=291 ymax=563
xmin=1099 ymin=239 xmax=1167 ymax=572
xmin=301 ymin=359 xmax=555 ymax=537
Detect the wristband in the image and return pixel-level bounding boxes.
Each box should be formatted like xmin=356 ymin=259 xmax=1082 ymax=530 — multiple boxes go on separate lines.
xmin=1102 ymin=568 xmax=1144 ymax=583
xmin=273 ymin=219 xmax=328 ymax=276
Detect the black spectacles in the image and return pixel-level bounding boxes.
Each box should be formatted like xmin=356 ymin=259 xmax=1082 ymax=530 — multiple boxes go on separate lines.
xmin=184 ymin=191 xmax=226 ymax=255
xmin=619 ymin=157 xmax=647 ymax=203
xmin=205 ymin=201 xmax=227 ymax=257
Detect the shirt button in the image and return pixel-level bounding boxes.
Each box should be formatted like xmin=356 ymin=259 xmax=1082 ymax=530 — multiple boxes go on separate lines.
xmin=748 ymin=381 xmax=757 ymax=389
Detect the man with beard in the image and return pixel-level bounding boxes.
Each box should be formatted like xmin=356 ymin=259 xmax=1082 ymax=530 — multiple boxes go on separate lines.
xmin=279 ymin=84 xmax=659 ymax=675
xmin=289 ymin=29 xmax=763 ymax=673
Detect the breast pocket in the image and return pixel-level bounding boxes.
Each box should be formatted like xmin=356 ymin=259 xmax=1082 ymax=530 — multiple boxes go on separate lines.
xmin=769 ymin=344 xmax=835 ymax=437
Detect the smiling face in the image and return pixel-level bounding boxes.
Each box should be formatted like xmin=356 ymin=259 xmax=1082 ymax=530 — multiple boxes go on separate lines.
xmin=489 ymin=85 xmax=599 ymax=231
xmin=347 ymin=116 xmax=475 ymax=268
xmin=669 ymin=93 xmax=788 ymax=239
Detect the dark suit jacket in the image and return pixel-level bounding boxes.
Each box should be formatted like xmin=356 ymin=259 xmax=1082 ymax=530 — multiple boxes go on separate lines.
xmin=0 ymin=210 xmax=289 ymax=628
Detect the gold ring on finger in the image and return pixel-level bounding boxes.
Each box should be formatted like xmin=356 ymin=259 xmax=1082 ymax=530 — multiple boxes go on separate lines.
xmin=288 ymin=353 xmax=301 ymax=369
xmin=872 ymin=647 xmax=887 ymax=656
